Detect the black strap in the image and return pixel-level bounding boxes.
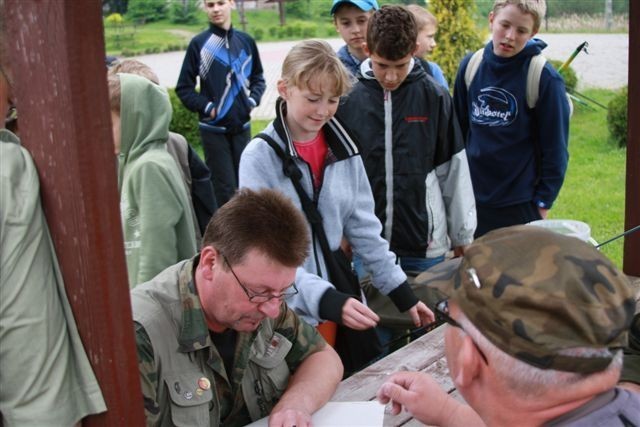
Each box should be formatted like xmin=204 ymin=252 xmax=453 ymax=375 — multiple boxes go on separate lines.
xmin=257 ymin=133 xmax=356 ymax=295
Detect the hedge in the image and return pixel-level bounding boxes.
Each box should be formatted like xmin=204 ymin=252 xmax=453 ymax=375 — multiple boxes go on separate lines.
xmin=607 ymin=86 xmax=628 ymax=147
xmin=168 ymin=88 xmax=201 ymax=151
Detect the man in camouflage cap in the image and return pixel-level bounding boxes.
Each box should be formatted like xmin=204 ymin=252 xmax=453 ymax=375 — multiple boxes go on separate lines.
xmin=376 ymin=225 xmax=639 ymax=426
xmin=131 ymin=188 xmax=343 ymax=427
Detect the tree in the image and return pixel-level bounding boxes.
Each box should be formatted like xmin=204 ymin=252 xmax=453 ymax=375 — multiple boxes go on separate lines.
xmin=126 ymin=0 xmax=167 ymax=24
xmin=103 ymin=0 xmax=128 ymax=15
xmin=169 ymin=0 xmax=199 ymax=24
xmin=429 ymin=0 xmax=484 ymax=85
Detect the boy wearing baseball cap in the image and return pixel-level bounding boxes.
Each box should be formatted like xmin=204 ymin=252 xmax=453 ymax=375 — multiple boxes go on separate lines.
xmin=331 ymin=0 xmax=379 ymax=76
xmin=377 ymin=226 xmax=639 ymax=426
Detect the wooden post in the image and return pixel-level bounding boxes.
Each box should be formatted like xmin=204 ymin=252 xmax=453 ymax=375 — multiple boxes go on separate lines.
xmin=5 ymin=0 xmax=145 ymax=425
xmin=624 ymin=1 xmax=640 ymax=276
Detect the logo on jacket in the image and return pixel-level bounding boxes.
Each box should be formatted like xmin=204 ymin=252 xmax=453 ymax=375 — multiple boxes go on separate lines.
xmin=470 ymin=86 xmax=517 ymax=127
xmin=404 ymin=116 xmax=428 ymax=123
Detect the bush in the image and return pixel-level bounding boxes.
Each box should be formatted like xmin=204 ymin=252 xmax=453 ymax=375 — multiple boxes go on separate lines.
xmin=253 ymin=28 xmax=264 ymax=41
xmin=289 ymin=23 xmax=302 ymax=38
xmin=301 ymin=24 xmax=317 ymax=39
xmin=430 ymin=0 xmax=485 ymax=84
xmin=168 ymin=88 xmax=202 ymax=152
xmin=105 ymin=13 xmax=124 ymax=26
xmin=548 ymin=59 xmax=577 ymax=92
xmin=169 ymin=0 xmax=199 ymax=24
xmin=607 ymin=86 xmax=628 ymax=147
xmin=126 ymin=0 xmax=166 ymax=23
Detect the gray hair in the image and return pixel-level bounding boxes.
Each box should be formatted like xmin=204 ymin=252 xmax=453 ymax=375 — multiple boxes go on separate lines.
xmin=456 ymin=311 xmax=622 ymax=397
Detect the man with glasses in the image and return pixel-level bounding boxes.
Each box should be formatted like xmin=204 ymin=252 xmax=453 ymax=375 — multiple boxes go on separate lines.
xmin=131 ymin=188 xmax=343 ymax=427
xmin=376 ymin=225 xmax=640 ymax=426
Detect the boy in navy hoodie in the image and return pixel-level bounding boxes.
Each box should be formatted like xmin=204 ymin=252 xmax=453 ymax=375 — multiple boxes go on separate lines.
xmin=176 ymin=0 xmax=265 ymax=207
xmin=453 ymin=0 xmax=570 ymax=237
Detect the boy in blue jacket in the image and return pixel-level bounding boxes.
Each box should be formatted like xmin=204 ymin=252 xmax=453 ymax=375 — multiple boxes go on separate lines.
xmin=176 ymin=0 xmax=265 ymax=207
xmin=453 ymin=0 xmax=570 ymax=237
xmin=331 ymin=0 xmax=379 ymax=76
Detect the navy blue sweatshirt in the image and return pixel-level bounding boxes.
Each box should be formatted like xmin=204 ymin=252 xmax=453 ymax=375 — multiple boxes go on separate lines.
xmin=176 ymin=24 xmax=265 ymax=132
xmin=453 ymin=39 xmax=570 ymax=209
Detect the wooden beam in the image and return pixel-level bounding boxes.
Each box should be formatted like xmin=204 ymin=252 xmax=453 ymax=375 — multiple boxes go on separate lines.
xmin=624 ymin=0 xmax=640 ymax=275
xmin=5 ymin=0 xmax=144 ymax=425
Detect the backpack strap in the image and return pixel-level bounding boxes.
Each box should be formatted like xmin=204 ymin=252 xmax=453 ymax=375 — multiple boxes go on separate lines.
xmin=465 ymin=49 xmax=547 ymax=110
xmin=256 ymin=132 xmax=360 ymax=296
xmin=526 ymin=54 xmax=547 ymax=109
xmin=464 ymin=48 xmax=484 ymax=90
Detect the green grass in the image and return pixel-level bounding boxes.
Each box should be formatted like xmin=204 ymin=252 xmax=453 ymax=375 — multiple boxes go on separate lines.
xmin=104 ymin=7 xmax=627 ymax=57
xmin=251 ymin=120 xmax=271 ymax=138
xmin=549 ymin=89 xmax=626 ymax=267
xmin=104 ymin=20 xmax=205 ymax=56
xmin=104 ymin=10 xmax=336 ymax=57
xmin=246 ymin=90 xmax=627 ymax=268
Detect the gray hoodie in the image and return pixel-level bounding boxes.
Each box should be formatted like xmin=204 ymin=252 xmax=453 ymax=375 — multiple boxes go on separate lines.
xmin=239 ymin=99 xmax=416 ymax=326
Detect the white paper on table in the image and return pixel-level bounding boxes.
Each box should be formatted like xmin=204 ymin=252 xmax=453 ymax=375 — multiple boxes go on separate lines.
xmin=243 ymin=401 xmax=385 ymax=427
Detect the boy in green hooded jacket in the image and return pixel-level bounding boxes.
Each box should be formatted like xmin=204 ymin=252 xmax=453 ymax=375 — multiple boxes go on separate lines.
xmin=108 ymin=73 xmax=197 ymax=288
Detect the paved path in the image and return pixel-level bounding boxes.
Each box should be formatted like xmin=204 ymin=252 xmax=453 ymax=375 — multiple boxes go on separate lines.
xmin=133 ymin=33 xmax=628 ymax=120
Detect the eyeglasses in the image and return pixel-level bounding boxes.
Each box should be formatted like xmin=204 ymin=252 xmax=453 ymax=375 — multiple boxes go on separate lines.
xmin=221 ymin=254 xmax=299 ymax=304
xmin=435 ymin=299 xmax=463 ymax=329
xmin=435 ymin=299 xmax=488 ymax=365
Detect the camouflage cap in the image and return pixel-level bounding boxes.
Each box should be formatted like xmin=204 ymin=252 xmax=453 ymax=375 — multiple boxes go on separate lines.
xmin=415 ymin=225 xmax=635 ymax=374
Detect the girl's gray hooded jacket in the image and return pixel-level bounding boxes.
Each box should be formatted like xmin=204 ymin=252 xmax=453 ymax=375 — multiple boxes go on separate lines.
xmin=239 ymin=99 xmax=418 ymax=326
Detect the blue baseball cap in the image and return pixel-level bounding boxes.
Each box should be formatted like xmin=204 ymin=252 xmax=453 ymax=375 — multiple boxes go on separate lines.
xmin=330 ymin=0 xmax=379 ymax=15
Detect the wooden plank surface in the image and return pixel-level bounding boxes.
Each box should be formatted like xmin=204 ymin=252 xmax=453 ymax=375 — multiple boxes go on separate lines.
xmin=332 ymin=326 xmax=446 ymax=402
xmin=331 ymin=326 xmax=463 ymax=427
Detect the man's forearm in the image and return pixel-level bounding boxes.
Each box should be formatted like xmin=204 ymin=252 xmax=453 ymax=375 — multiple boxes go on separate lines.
xmin=273 ymin=346 xmax=343 ymax=415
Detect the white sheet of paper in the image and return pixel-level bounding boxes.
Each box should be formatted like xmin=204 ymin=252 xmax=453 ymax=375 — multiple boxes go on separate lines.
xmin=243 ymin=401 xmax=385 ymax=427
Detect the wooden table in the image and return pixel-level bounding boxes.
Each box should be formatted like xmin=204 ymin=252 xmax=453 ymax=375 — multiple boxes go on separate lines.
xmin=329 ymin=277 xmax=640 ymax=426
xmin=330 ymin=325 xmax=464 ymax=426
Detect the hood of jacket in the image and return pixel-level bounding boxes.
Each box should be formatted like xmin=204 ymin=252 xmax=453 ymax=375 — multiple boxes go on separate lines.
xmin=272 ymin=97 xmax=360 ymax=161
xmin=117 ymin=73 xmax=171 ymax=189
xmin=483 ymin=37 xmax=547 ymax=67
xmin=357 ymin=56 xmax=426 ymax=91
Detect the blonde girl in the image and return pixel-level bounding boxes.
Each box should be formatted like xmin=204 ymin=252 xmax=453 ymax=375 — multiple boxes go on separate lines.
xmin=239 ymin=39 xmax=433 ymax=373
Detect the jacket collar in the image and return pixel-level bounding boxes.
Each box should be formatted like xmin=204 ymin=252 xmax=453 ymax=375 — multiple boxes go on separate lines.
xmin=358 ymin=57 xmax=425 ymax=90
xmin=273 ymin=97 xmax=360 ymax=161
xmin=483 ymin=38 xmax=546 ymax=65
xmin=177 ymin=255 xmax=213 ymax=353
xmin=209 ymin=22 xmax=233 ymax=38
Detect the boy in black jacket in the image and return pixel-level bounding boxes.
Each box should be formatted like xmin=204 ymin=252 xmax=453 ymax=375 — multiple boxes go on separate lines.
xmin=335 ymin=5 xmax=476 ymax=336
xmin=336 ymin=5 xmax=475 ymax=277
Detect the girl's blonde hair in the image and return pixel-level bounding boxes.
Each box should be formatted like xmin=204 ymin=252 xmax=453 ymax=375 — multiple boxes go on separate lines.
xmin=280 ymin=39 xmax=353 ymax=96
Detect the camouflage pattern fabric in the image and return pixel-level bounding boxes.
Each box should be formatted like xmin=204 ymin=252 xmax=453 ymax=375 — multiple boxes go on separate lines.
xmin=621 ymin=313 xmax=640 ymax=385
xmin=415 ymin=225 xmax=635 ymax=374
xmin=135 ymin=257 xmax=326 ymax=426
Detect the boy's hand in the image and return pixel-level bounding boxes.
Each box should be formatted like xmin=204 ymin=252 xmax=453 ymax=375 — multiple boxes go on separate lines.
xmin=209 ymin=107 xmax=217 ymax=119
xmin=453 ymin=245 xmax=468 ymax=258
xmin=342 ymin=298 xmax=379 ymax=330
xmin=407 ymin=301 xmax=434 ymax=327
xmin=538 ymin=207 xmax=549 ymax=219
